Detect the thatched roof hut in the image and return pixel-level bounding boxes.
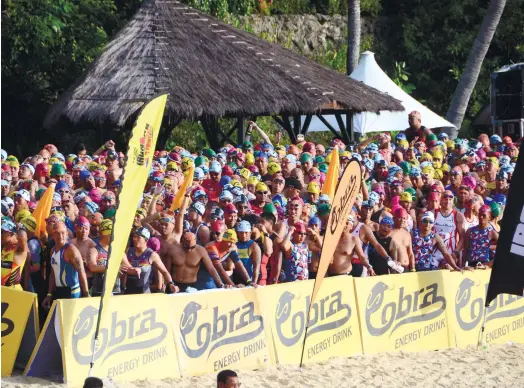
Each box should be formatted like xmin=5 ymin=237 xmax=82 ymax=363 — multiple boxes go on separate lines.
xmin=44 ymin=0 xmax=402 ymax=132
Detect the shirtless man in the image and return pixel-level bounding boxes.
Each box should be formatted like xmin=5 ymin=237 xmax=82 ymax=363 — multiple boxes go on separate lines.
xmin=389 ymin=208 xmax=415 ymax=272
xmin=166 ymin=231 xmax=225 ymax=291
xmin=359 ymin=200 xmax=378 ymax=231
xmin=70 ymin=216 xmax=96 ymax=290
xmin=329 ymin=215 xmax=375 ymax=277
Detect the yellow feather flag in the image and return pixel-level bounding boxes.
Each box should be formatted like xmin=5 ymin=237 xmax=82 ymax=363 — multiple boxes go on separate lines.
xmin=170 ymin=166 xmax=194 ymax=211
xmin=31 ymin=184 xmax=55 ymax=239
xmin=321 ymin=146 xmax=340 ymax=200
xmin=100 ymin=94 xmax=167 ymax=304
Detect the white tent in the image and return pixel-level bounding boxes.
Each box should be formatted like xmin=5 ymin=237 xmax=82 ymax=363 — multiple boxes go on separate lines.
xmin=306 ymin=51 xmax=456 ymax=134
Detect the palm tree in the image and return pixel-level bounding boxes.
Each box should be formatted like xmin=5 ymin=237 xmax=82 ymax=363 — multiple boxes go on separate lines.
xmin=346 ymin=0 xmax=360 ymax=75
xmin=446 ymin=0 xmax=507 ymax=129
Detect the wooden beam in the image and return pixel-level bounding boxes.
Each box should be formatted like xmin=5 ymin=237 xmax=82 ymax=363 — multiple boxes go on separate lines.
xmin=334 ymin=112 xmax=350 ymax=144
xmin=282 ymin=113 xmax=296 ymax=143
xmin=236 ymin=116 xmax=245 ymax=146
xmin=316 ymin=114 xmax=342 ymax=140
xmin=272 ymin=114 xmax=296 ymax=143
xmin=302 ymin=114 xmax=313 ymax=135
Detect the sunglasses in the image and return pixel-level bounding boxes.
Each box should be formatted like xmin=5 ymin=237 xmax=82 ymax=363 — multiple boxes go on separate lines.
xmin=443 ymin=194 xmax=454 ymax=199
xmin=422 ymin=219 xmax=434 ymax=224
xmin=159 ymin=217 xmax=173 ymax=223
xmin=451 ymin=171 xmax=462 ymax=176
xmin=102 ymin=198 xmax=113 ymax=202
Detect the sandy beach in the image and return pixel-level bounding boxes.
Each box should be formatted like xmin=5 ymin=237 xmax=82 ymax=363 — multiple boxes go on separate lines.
xmin=3 ymin=344 xmax=523 ymax=388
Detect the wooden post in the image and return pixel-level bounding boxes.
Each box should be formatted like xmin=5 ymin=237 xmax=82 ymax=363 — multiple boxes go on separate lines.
xmin=236 ymin=116 xmax=245 ymax=146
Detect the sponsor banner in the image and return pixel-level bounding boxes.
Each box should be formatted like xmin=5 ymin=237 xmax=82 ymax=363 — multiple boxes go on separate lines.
xmin=171 ymin=288 xmax=270 ymax=376
xmin=1 ymin=287 xmax=39 ymax=376
xmin=354 ymin=271 xmax=451 ymax=353
xmin=311 ymin=160 xmax=361 ymax=306
xmin=260 ymin=277 xmax=362 ymax=366
xmin=101 ymin=94 xmax=166 ymax=306
xmin=24 ymin=302 xmax=63 ymax=379
xmin=447 ymin=270 xmax=524 ymax=347
xmin=59 ymin=295 xmax=179 ymax=386
xmin=486 ymin=152 xmax=524 ymax=305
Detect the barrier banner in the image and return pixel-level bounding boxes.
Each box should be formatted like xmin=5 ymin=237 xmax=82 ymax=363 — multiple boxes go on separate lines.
xmin=25 ymin=295 xmax=180 ymax=386
xmin=1 ymin=287 xmax=39 ymax=376
xmin=259 ymin=277 xmax=362 ymax=366
xmin=170 ymin=288 xmax=270 ymax=376
xmin=447 ymin=270 xmax=524 ymax=347
xmin=354 ymin=271 xmax=451 ymax=353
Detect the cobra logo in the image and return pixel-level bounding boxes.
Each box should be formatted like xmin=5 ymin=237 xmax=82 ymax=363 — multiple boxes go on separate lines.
xmin=1 ymin=302 xmax=15 ymax=345
xmin=72 ymin=305 xmax=167 ymax=365
xmin=275 ymin=290 xmax=351 ymax=347
xmin=365 ymin=281 xmax=446 ymax=337
xmin=455 ymin=278 xmax=524 ymax=330
xmin=179 ymin=301 xmax=263 ymax=359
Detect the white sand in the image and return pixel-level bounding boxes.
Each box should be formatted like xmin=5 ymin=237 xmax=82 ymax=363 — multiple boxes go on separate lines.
xmin=3 ymin=344 xmax=523 ymax=388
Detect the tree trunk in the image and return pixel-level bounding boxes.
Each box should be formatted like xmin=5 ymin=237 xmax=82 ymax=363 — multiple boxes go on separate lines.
xmin=445 ymin=0 xmax=506 ymax=129
xmin=347 ymin=0 xmax=361 ymax=75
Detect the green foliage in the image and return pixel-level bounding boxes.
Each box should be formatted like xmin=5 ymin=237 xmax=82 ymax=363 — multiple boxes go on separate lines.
xmin=392 ymin=61 xmax=416 ymax=95
xmin=376 ymin=0 xmax=524 ymax=121
xmin=1 ymin=0 xmax=140 ymax=155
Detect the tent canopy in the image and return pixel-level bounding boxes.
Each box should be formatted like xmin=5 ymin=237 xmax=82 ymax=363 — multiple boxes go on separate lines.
xmin=307 ymin=51 xmax=456 ymax=134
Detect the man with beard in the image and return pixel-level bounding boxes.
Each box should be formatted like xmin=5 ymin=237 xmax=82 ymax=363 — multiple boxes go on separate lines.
xmin=167 ymin=230 xmax=226 ymax=291
xmin=329 ymin=215 xmax=375 ymax=277
xmin=70 ymin=217 xmax=97 ymax=290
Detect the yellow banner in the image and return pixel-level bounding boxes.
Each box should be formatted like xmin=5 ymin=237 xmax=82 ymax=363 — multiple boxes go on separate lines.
xmin=102 ymin=94 xmax=167 ymax=303
xmin=1 ymin=287 xmax=39 ymax=376
xmin=260 ymin=277 xmax=362 ymax=366
xmin=59 ymin=295 xmax=179 ymax=386
xmin=311 ymin=160 xmax=361 ymax=306
xmin=446 ymin=270 xmax=524 ymax=348
xmin=321 ymin=146 xmax=340 ymax=200
xmin=354 ymin=271 xmax=452 ymax=353
xmin=170 ymin=288 xmax=270 ymax=376
xmin=170 ymin=166 xmax=194 ymax=211
xmin=32 ymin=183 xmax=55 ymax=239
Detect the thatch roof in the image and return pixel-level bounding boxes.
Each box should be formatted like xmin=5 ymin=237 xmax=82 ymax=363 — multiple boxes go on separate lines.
xmin=44 ymin=0 xmax=402 ymax=128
